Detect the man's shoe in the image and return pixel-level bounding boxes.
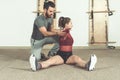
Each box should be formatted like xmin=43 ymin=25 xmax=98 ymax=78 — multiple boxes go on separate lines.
xmin=29 ymin=54 xmax=37 ymax=71
xmin=47 ymin=51 xmax=57 ymax=58
xmin=86 ymin=54 xmax=97 ymax=71
xmin=40 ymin=53 xmax=48 ymax=61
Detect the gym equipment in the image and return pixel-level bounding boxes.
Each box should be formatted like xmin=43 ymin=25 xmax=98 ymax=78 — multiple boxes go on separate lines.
xmin=87 ymin=0 xmax=116 ymax=49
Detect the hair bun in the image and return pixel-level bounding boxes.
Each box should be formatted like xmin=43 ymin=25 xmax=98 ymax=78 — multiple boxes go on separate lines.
xmin=58 ymin=17 xmax=64 ymax=28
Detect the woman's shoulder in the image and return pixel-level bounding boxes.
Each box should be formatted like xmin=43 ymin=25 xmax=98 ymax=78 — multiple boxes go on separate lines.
xmin=63 ymin=29 xmax=70 ymax=33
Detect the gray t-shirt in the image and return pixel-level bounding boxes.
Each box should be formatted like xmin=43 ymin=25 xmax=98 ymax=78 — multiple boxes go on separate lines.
xmin=31 ymin=14 xmax=53 ymax=40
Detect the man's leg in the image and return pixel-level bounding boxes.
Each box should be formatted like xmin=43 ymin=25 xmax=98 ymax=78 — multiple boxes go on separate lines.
xmin=48 ymin=42 xmax=59 ymax=57
xmin=30 ymin=35 xmax=59 ymax=61
xmin=31 ymin=38 xmax=43 ymax=61
xmin=44 ymin=36 xmax=59 ymax=57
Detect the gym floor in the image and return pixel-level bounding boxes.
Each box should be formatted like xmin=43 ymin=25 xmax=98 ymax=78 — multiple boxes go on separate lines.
xmin=0 ymin=48 xmax=120 ymax=80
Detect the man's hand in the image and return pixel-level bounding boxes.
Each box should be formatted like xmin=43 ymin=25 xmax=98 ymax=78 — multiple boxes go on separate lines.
xmin=57 ymin=31 xmax=66 ymax=36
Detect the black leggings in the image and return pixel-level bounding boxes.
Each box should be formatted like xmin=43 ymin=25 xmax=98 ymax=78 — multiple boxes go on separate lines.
xmin=57 ymin=50 xmax=72 ymax=63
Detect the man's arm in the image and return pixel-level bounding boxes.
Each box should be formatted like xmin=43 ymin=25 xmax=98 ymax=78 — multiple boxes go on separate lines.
xmin=39 ymin=26 xmax=66 ymax=37
xmin=50 ymin=25 xmax=67 ymax=36
xmin=39 ymin=26 xmax=57 ymax=36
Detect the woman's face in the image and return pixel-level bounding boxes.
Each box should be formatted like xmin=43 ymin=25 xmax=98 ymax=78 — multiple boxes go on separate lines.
xmin=65 ymin=20 xmax=73 ymax=30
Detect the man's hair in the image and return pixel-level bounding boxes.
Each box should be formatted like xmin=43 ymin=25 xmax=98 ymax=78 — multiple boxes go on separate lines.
xmin=43 ymin=1 xmax=55 ymax=10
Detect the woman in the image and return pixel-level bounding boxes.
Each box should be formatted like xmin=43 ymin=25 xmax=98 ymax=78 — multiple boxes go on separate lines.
xmin=29 ymin=17 xmax=97 ymax=71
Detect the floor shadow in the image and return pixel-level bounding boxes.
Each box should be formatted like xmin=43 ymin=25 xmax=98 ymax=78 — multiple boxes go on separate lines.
xmin=9 ymin=67 xmax=32 ymax=72
xmin=95 ymin=65 xmax=115 ymax=71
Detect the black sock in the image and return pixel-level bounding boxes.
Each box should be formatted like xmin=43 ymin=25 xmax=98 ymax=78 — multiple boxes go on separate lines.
xmin=37 ymin=63 xmax=42 ymax=70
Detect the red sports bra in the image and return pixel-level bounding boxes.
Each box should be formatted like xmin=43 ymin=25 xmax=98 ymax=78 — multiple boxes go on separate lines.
xmin=59 ymin=29 xmax=74 ymax=46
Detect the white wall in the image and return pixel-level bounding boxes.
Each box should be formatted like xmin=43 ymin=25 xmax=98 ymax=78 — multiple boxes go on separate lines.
xmin=108 ymin=0 xmax=120 ymax=46
xmin=0 ymin=0 xmax=120 ymax=46
xmin=0 ymin=0 xmax=36 ymax=46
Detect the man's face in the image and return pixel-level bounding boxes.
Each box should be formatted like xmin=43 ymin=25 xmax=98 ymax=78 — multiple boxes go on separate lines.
xmin=45 ymin=7 xmax=55 ymax=18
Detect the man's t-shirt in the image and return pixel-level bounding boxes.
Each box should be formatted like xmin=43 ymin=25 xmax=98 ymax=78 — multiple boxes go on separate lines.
xmin=31 ymin=14 xmax=53 ymax=40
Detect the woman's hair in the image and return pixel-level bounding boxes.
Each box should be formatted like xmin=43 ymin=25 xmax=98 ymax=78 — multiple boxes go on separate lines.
xmin=44 ymin=1 xmax=55 ymax=10
xmin=58 ymin=17 xmax=71 ymax=28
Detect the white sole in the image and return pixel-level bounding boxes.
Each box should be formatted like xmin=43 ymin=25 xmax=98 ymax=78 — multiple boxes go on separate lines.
xmin=89 ymin=54 xmax=97 ymax=71
xmin=29 ymin=54 xmax=36 ymax=71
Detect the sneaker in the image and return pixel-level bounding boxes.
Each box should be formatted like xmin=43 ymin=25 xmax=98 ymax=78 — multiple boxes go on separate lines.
xmin=86 ymin=54 xmax=97 ymax=71
xmin=29 ymin=54 xmax=37 ymax=71
xmin=40 ymin=53 xmax=48 ymax=61
xmin=47 ymin=51 xmax=57 ymax=58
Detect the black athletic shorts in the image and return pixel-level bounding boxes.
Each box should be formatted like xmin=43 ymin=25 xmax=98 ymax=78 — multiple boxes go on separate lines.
xmin=57 ymin=50 xmax=72 ymax=63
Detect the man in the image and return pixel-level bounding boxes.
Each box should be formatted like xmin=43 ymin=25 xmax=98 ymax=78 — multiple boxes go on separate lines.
xmin=30 ymin=1 xmax=66 ymax=61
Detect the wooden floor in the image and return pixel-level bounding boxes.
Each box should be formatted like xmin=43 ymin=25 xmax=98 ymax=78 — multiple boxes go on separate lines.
xmin=0 ymin=49 xmax=120 ymax=80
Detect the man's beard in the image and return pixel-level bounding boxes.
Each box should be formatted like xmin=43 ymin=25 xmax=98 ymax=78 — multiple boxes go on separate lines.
xmin=45 ymin=11 xmax=51 ymax=18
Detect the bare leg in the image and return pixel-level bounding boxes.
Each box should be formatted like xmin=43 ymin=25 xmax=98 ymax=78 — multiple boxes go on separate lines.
xmin=66 ymin=55 xmax=87 ymax=68
xmin=39 ymin=55 xmax=64 ymax=69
